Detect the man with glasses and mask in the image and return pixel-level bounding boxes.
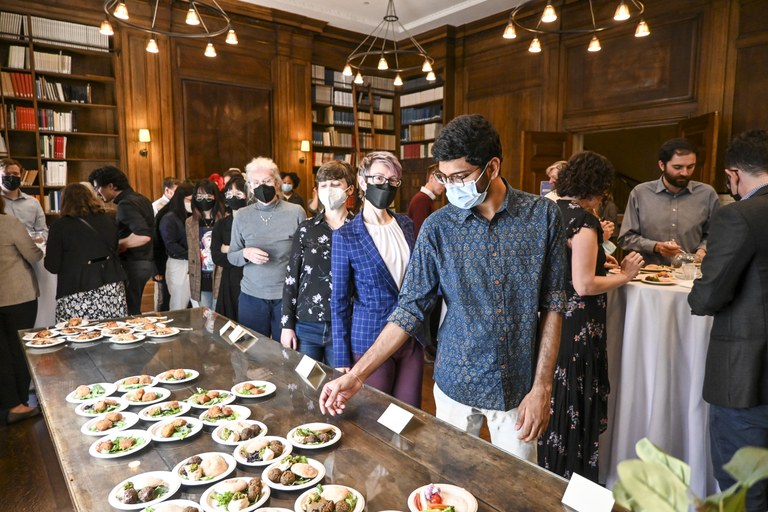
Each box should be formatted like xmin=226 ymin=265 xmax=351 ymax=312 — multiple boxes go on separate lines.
xmin=1 ymin=158 xmax=47 ymax=241
xmin=320 ymin=115 xmax=567 ymax=461
xmin=227 ymin=157 xmax=306 ymax=340
xmin=688 ymin=129 xmax=768 ymax=512
xmin=618 ymin=138 xmax=719 ymax=265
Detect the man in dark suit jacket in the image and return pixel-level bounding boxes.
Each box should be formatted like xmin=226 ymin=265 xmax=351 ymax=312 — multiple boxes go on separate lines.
xmin=688 ymin=129 xmax=768 ymax=512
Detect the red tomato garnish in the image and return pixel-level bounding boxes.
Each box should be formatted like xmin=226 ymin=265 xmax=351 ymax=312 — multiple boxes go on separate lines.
xmin=429 ymin=494 xmax=443 ymax=504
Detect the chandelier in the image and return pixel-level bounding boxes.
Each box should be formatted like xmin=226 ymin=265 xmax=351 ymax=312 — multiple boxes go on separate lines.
xmin=99 ymin=0 xmax=238 ymax=57
xmin=342 ymin=0 xmax=436 ymax=87
xmin=503 ymin=0 xmax=650 ymax=53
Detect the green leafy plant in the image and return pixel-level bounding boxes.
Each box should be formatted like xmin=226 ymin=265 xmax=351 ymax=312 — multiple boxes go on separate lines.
xmin=614 ymin=438 xmax=768 ymax=511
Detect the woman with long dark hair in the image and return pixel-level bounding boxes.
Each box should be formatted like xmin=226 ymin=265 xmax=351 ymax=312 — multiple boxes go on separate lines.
xmin=211 ymin=175 xmax=247 ymax=320
xmin=157 ymin=182 xmax=194 ymax=310
xmin=186 ymin=179 xmax=225 ymax=309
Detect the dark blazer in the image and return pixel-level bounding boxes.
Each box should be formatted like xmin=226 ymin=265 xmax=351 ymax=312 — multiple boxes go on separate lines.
xmin=688 ymin=186 xmax=768 ymax=408
xmin=331 ymin=211 xmax=416 ymax=367
xmin=44 ymin=213 xmax=126 ymax=299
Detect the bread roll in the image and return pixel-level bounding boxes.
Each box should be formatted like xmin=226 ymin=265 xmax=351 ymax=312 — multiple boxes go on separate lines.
xmin=291 ymin=462 xmax=318 ymax=479
xmin=321 ymin=486 xmax=350 ymax=503
xmin=217 ymin=478 xmax=248 ymax=493
xmin=200 ymin=454 xmax=228 ymax=477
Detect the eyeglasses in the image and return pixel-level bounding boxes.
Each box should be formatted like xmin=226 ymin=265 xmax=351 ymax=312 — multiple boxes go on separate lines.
xmin=224 ymin=189 xmax=246 ymax=199
xmin=433 ymin=162 xmax=488 ymax=186
xmin=364 ymin=174 xmax=402 ymax=187
xmin=250 ymin=178 xmax=275 ymax=187
xmin=195 ymin=193 xmax=215 ymax=201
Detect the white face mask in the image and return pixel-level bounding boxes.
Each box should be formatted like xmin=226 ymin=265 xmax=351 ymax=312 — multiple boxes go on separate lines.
xmin=445 ymin=162 xmax=491 ymax=210
xmin=318 ymin=187 xmax=348 ymax=211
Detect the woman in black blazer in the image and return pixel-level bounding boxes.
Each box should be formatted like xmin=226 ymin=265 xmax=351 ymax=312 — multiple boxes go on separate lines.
xmin=44 ymin=183 xmax=127 ymax=322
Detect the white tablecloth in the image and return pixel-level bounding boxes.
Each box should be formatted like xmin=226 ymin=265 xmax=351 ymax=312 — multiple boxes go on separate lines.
xmin=600 ymin=280 xmax=717 ymax=499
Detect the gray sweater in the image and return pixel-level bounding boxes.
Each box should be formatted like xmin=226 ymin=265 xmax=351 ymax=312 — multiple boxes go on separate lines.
xmin=227 ymin=200 xmax=306 ymax=299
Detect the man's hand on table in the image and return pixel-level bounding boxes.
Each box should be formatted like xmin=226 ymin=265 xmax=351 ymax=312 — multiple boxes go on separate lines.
xmin=515 ymin=385 xmax=551 ymax=442
xmin=655 ymin=240 xmax=682 ymax=258
xmin=319 ymin=371 xmax=364 ymax=416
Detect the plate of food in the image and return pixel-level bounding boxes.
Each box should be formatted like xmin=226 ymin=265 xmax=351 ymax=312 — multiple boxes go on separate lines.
xmin=94 ymin=320 xmax=126 ymax=329
xmin=123 ymin=387 xmax=171 ymax=405
xmin=67 ymin=331 xmax=104 ymax=343
xmin=102 ymin=326 xmax=136 ymax=337
xmin=263 ymin=455 xmax=325 ymax=492
xmin=156 ymin=369 xmax=199 ymax=385
xmin=212 ymin=419 xmax=268 ymax=446
xmin=640 ymin=272 xmax=677 ymax=285
xmin=639 ymin=264 xmax=673 ymax=273
xmin=172 ymin=452 xmax=237 ymax=486
xmin=148 ymin=416 xmax=203 ymax=443
xmin=56 ymin=326 xmax=90 ymax=336
xmin=294 ymin=484 xmax=364 ymax=512
xmin=145 ymin=326 xmax=180 ymax=338
xmin=88 ymin=429 xmax=150 ymax=459
xmin=65 ymin=382 xmax=117 ymax=403
xmin=200 ymin=477 xmax=270 ymax=512
xmin=109 ymin=333 xmax=146 ymax=344
xmin=138 ymin=400 xmax=191 ymax=421
xmin=107 ymin=470 xmax=181 ymax=511
xmin=139 ymin=499 xmax=202 ymax=512
xmin=22 ymin=328 xmax=60 ymax=341
xmin=55 ymin=317 xmax=90 ymax=329
xmin=231 ymin=380 xmax=276 ymax=399
xmin=115 ymin=374 xmax=157 ymax=392
xmin=75 ymin=397 xmax=129 ymax=417
xmin=199 ymin=405 xmax=251 ymax=426
xmin=25 ymin=337 xmax=67 ymax=349
xmin=287 ymin=423 xmax=341 ymax=450
xmin=185 ymin=389 xmax=235 ymax=409
xmin=407 ymin=483 xmax=478 ymax=512
xmin=80 ymin=411 xmax=139 ymax=436
xmin=233 ymin=436 xmax=292 ymax=467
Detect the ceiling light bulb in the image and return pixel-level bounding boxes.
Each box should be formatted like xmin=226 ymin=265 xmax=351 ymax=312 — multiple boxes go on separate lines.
xmin=225 ymin=29 xmax=238 ymax=44
xmin=113 ymin=2 xmax=129 ymax=20
xmin=204 ymin=42 xmax=217 ymax=57
xmin=588 ymin=35 xmax=602 ymax=52
xmin=422 ymin=59 xmax=432 ymax=73
xmin=354 ymin=72 xmax=364 ymax=85
xmin=541 ymin=3 xmax=557 ymax=23
xmin=393 ymin=74 xmax=403 ymax=86
xmin=186 ymin=8 xmax=200 ymax=26
xmin=528 ymin=37 xmax=542 ymax=53
xmin=635 ymin=19 xmax=650 ymax=37
xmin=343 ymin=64 xmax=353 ymax=76
xmin=614 ymin=1 xmax=630 ymax=21
xmin=146 ymin=38 xmax=159 ymax=53
xmin=377 ymin=56 xmax=388 ymax=70
xmin=426 ymin=71 xmax=436 ymax=81
xmin=99 ymin=20 xmax=114 ymax=36
xmin=503 ymin=22 xmax=517 ymax=39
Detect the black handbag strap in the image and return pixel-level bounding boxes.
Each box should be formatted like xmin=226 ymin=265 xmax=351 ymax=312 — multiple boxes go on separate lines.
xmin=77 ymin=217 xmax=118 ymax=261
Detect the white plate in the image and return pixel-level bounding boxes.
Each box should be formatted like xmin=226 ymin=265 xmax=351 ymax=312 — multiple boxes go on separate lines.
xmin=407 ymin=484 xmax=478 ymax=512
xmin=108 ymin=333 xmax=147 ymax=344
xmin=211 ymin=419 xmax=268 ymax=446
xmin=25 ymin=337 xmax=67 ymax=349
xmin=231 ymin=380 xmax=276 ymax=399
xmin=199 ymin=404 xmax=251 ymax=426
xmin=639 ymin=265 xmax=673 ymax=273
xmin=155 ymin=369 xmax=199 ymax=385
xmin=66 ymin=332 xmax=105 ymax=343
xmin=259 ymin=509 xmax=294 ymax=512
xmin=65 ymin=382 xmax=117 ymax=403
xmin=145 ymin=327 xmax=181 ymax=338
xmin=75 ymin=397 xmax=130 ymax=417
xmin=102 ymin=326 xmax=136 ymax=337
xmin=80 ymin=411 xmax=140 ymax=436
xmin=115 ymin=374 xmax=158 ymax=392
xmin=262 ymin=456 xmax=325 ymax=491
xmin=55 ymin=318 xmax=90 ymax=329
xmin=88 ymin=429 xmax=150 ymax=459
xmin=640 ymin=274 xmax=678 ymax=286
xmin=55 ymin=327 xmax=91 ymax=337
xmin=122 ymin=387 xmax=171 ymax=405
xmin=138 ymin=400 xmax=192 ymax=421
xmin=294 ymin=484 xmax=364 ymax=512
xmin=172 ymin=451 xmax=237 ymax=486
xmin=233 ymin=436 xmax=292 ymax=467
xmin=185 ymin=389 xmax=235 ymax=409
xmin=22 ymin=329 xmax=60 ymax=340
xmin=139 ymin=499 xmax=202 ymax=512
xmin=200 ymin=477 xmax=270 ymax=512
xmin=94 ymin=320 xmax=127 ymax=329
xmin=107 ymin=470 xmax=181 ymax=511
xmin=287 ymin=423 xmax=342 ymax=449
xmin=148 ymin=416 xmax=203 ymax=443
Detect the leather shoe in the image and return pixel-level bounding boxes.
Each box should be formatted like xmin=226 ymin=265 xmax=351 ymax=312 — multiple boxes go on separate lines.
xmin=7 ymin=407 xmax=41 ymax=425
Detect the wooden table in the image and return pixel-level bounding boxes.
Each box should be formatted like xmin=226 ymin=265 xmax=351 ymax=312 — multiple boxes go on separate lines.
xmin=25 ymin=308 xmax=571 ymax=511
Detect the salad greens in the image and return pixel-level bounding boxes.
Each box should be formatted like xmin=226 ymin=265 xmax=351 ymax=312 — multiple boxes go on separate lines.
xmin=82 ymin=384 xmax=105 ymax=399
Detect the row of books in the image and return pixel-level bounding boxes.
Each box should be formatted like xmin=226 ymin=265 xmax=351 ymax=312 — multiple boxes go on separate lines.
xmin=43 ymin=161 xmax=67 ymax=186
xmin=36 ymin=76 xmax=92 ymax=103
xmin=0 ymin=133 xmax=7 ymax=154
xmin=313 ymin=107 xmax=354 ymax=126
xmin=310 ymin=65 xmax=395 ymax=94
xmin=19 ymin=169 xmax=38 ymax=185
xmin=40 ymin=134 xmax=67 ymax=159
xmin=29 ymin=15 xmax=109 ymax=51
xmin=5 ymin=104 xmax=36 ymax=130
xmin=401 ymin=122 xmax=442 ymax=142
xmin=312 ymin=85 xmax=355 ymax=108
xmin=38 ymin=108 xmax=76 ymax=132
xmin=401 ymin=142 xmax=434 ymax=160
xmin=312 ymin=152 xmax=353 ymax=167
xmin=33 ymin=50 xmax=73 ymax=74
xmin=400 ymin=86 xmax=444 ymax=107
xmin=0 ymin=11 xmax=26 ymax=39
xmin=6 ymin=45 xmax=27 ymax=68
xmin=0 ymin=71 xmax=33 ymax=98
xmin=401 ymin=104 xmax=443 ymax=125
xmin=358 ymin=132 xmax=396 ymax=151
xmin=44 ymin=189 xmax=62 ymax=213
xmin=314 ymin=128 xmax=353 ymax=148
xmin=356 ymin=94 xmax=394 ymax=113
xmin=357 ymin=111 xmax=395 ymax=130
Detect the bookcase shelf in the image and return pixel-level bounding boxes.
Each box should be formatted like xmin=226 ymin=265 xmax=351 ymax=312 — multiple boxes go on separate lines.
xmin=0 ymin=9 xmax=119 ymax=213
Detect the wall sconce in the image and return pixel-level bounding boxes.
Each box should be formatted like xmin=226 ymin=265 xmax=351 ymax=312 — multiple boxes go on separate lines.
xmin=299 ymin=139 xmax=311 ymax=164
xmin=138 ymin=129 xmax=151 ymax=157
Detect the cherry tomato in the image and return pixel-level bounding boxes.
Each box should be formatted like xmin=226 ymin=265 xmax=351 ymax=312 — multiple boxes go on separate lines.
xmin=429 ymin=494 xmax=443 ymax=504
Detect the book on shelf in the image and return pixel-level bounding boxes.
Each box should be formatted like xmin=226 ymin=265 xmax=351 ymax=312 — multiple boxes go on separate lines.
xmin=5 ymin=45 xmax=27 ymax=68
xmin=401 ymin=104 xmax=443 ymax=124
xmin=1 ymin=71 xmax=33 ymax=98
xmin=0 ymin=11 xmax=26 ymax=39
xmin=29 ymin=15 xmax=109 ymax=51
xmin=44 ymin=189 xmax=62 ymax=213
xmin=400 ymin=142 xmax=435 ymax=160
xmin=401 ymin=122 xmax=442 ymax=142
xmin=35 ymin=76 xmax=91 ymax=103
xmin=40 ymin=134 xmax=67 ymax=159
xmin=400 ymin=86 xmax=444 ymax=107
xmin=33 ymin=50 xmax=72 ymax=74
xmin=21 ymin=169 xmax=38 ymax=185
xmin=0 ymin=132 xmax=7 ymax=155
xmin=4 ymin=104 xmax=37 ymax=129
xmin=43 ymin=161 xmax=67 ymax=186
xmin=313 ymin=152 xmax=353 ymax=166
xmin=38 ymin=109 xmax=75 ymax=132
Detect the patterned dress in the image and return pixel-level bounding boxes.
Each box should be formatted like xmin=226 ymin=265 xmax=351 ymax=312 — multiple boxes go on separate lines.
xmin=538 ymin=200 xmax=609 ymax=482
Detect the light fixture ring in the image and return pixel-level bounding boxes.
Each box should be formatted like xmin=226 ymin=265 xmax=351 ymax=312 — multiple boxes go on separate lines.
xmin=510 ymin=0 xmax=645 ymax=36
xmin=103 ymin=0 xmax=232 ymax=39
xmin=346 ymin=49 xmax=434 ymax=75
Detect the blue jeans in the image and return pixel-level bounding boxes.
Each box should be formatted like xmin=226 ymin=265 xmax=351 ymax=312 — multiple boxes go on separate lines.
xmin=192 ymin=291 xmax=215 ymax=311
xmin=238 ymin=293 xmax=281 ymax=341
xmin=295 ymin=321 xmax=333 ymax=367
xmin=710 ymin=403 xmax=768 ymax=512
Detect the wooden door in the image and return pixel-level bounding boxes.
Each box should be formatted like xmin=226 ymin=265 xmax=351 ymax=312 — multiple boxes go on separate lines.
xmin=676 ymin=112 xmax=719 ymax=188
xmin=519 ymin=131 xmax=573 ymax=194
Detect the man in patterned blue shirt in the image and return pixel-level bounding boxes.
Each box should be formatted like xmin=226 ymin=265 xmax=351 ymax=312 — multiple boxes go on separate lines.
xmin=320 ymin=114 xmax=567 ymax=460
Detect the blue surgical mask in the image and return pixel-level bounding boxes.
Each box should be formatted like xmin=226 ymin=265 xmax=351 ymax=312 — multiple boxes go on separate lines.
xmin=445 ymin=162 xmax=491 ymax=210
xmin=281 ymin=183 xmax=293 ymax=193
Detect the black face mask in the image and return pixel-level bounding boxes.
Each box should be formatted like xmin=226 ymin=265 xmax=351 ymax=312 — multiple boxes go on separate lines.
xmin=365 ymin=183 xmax=398 ymax=209
xmin=226 ymin=197 xmax=247 ymax=212
xmin=725 ymin=174 xmax=741 ymax=202
xmin=196 ymin=198 xmax=216 ymax=212
xmin=2 ymin=175 xmax=21 ymax=191
xmin=253 ymin=184 xmax=276 ymax=204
